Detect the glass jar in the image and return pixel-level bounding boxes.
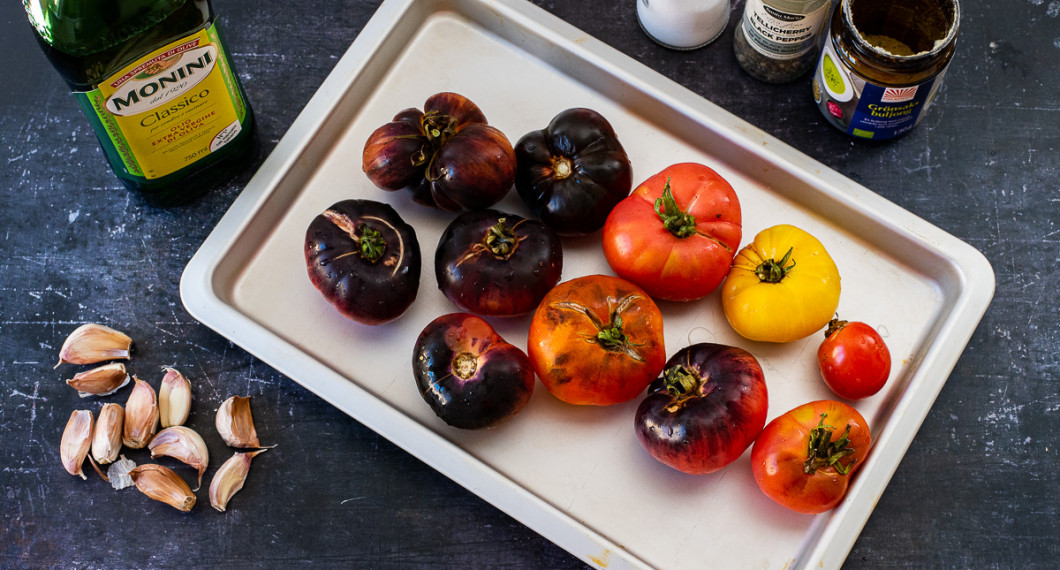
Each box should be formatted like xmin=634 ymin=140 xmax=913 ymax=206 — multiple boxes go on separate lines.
xmin=811 ymin=0 xmax=960 ymax=139
xmin=734 ymin=0 xmax=836 ymax=83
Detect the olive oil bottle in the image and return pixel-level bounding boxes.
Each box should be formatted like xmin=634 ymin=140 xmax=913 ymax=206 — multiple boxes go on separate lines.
xmin=24 ymin=0 xmax=255 ymax=206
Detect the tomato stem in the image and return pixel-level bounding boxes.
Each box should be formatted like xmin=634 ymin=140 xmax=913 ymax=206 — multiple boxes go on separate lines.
xmin=452 ymin=352 xmax=478 ymax=380
xmin=804 ymin=413 xmax=858 ymax=475
xmin=823 ymin=316 xmax=848 ymax=339
xmin=653 ymin=178 xmax=698 ymax=238
xmin=595 ymin=313 xmax=630 ymax=351
xmin=552 ymin=156 xmax=573 ymax=180
xmin=663 ymin=365 xmax=699 ymax=398
xmin=419 ymin=111 xmax=458 ymax=181
xmin=755 ymin=247 xmax=796 ymax=283
xmin=484 ymin=218 xmax=520 ymax=259
xmin=357 ymin=223 xmax=387 ymax=263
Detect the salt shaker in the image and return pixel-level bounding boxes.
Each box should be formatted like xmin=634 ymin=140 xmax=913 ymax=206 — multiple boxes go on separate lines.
xmin=637 ymin=0 xmax=732 ymax=50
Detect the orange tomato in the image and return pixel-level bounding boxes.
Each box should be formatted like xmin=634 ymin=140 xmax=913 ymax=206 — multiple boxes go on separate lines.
xmin=527 ymin=275 xmax=666 ymax=405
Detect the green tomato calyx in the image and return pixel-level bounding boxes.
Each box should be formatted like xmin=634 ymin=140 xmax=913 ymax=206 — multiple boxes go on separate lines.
xmin=654 ymin=178 xmax=698 ymax=238
xmin=804 ymin=413 xmax=858 ymax=476
xmin=756 ymin=247 xmax=796 ymax=283
xmin=356 ymin=224 xmax=387 ymax=263
xmin=663 ymin=365 xmax=699 ymax=398
xmin=484 ymin=217 xmax=520 ymax=259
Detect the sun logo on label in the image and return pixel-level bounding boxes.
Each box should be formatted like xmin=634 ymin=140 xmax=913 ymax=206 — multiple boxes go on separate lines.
xmin=882 ymin=86 xmax=918 ymax=103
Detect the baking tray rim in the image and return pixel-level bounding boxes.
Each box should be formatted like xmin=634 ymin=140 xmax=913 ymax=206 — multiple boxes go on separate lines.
xmin=180 ymin=0 xmax=996 ymax=568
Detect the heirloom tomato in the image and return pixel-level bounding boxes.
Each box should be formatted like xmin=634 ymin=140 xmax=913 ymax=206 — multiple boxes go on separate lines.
xmin=527 ymin=275 xmax=665 ymax=406
xmin=721 ymin=224 xmax=840 ymax=342
xmin=751 ymin=400 xmax=871 ymax=514
xmin=602 ymin=163 xmax=742 ymax=301
xmin=412 ymin=313 xmax=535 ymax=429
xmin=818 ymin=317 xmax=892 ymax=400
xmin=634 ymin=343 xmax=768 ymax=474
xmin=304 ymin=199 xmax=421 ymax=325
xmin=362 ymin=92 xmax=516 ymax=211
xmin=514 ymin=108 xmax=632 ymax=236
xmin=435 ymin=209 xmax=563 ymax=317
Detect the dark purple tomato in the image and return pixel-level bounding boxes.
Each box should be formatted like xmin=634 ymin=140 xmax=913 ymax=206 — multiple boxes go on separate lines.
xmin=435 ymin=209 xmax=562 ymax=317
xmin=362 ymin=92 xmax=516 ymax=211
xmin=634 ymin=343 xmax=768 ymax=474
xmin=413 ymin=313 xmax=535 ymax=429
xmin=304 ymin=199 xmax=421 ymax=325
xmin=514 ymin=107 xmax=632 ymax=236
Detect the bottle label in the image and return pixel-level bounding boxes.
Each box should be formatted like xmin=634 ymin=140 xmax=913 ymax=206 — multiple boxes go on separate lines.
xmin=812 ymin=39 xmax=949 ymax=140
xmin=74 ymin=22 xmax=248 ymax=180
xmin=741 ymin=0 xmax=832 ymax=60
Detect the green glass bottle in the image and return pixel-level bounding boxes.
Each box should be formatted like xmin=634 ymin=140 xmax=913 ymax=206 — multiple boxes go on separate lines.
xmin=24 ymin=0 xmax=256 ymax=206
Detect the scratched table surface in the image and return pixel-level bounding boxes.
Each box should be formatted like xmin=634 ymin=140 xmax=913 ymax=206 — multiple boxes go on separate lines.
xmin=1 ymin=0 xmax=1057 ymax=568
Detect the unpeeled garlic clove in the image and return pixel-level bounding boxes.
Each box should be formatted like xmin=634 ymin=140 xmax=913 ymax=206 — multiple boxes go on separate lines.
xmin=123 ymin=377 xmax=159 ymax=449
xmin=91 ymin=402 xmax=123 ymax=465
xmin=148 ymin=426 xmax=209 ymax=490
xmin=130 ymin=463 xmax=196 ymax=512
xmin=60 ymin=409 xmax=94 ymax=479
xmin=55 ymin=323 xmax=132 ymax=368
xmin=216 ymin=396 xmax=263 ymax=448
xmin=158 ymin=367 xmax=191 ymax=428
xmin=209 ymin=449 xmax=268 ymax=512
xmin=66 ymin=362 xmax=130 ymax=398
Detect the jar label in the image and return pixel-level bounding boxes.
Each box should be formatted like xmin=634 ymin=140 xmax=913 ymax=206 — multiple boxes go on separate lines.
xmin=813 ymin=39 xmax=949 ymax=139
xmin=741 ymin=0 xmax=832 ymax=60
xmin=74 ymin=22 xmax=248 ymax=180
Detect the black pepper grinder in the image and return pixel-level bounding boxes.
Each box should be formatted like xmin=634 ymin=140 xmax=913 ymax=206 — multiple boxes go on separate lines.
xmin=734 ymin=0 xmax=838 ymax=83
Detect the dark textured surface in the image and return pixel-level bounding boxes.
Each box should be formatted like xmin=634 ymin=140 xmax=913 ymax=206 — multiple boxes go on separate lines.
xmin=1 ymin=0 xmax=1057 ymax=568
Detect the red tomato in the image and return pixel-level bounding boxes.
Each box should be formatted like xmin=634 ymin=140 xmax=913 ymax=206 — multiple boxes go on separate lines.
xmin=817 ymin=317 xmax=892 ymax=400
xmin=527 ymin=274 xmax=666 ymax=406
xmin=751 ymin=400 xmax=871 ymax=514
xmin=601 ymin=162 xmax=741 ymax=301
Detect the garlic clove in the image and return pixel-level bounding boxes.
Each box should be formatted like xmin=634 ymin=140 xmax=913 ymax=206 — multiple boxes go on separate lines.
xmin=216 ymin=395 xmax=263 ymax=448
xmin=123 ymin=377 xmax=159 ymax=449
xmin=158 ymin=367 xmax=191 ymax=428
xmin=91 ymin=402 xmax=124 ymax=465
xmin=148 ymin=426 xmax=209 ymax=490
xmin=66 ymin=362 xmax=130 ymax=398
xmin=209 ymin=449 xmax=268 ymax=512
xmin=60 ymin=410 xmax=94 ymax=479
xmin=55 ymin=323 xmax=132 ymax=368
xmin=130 ymin=463 xmax=196 ymax=512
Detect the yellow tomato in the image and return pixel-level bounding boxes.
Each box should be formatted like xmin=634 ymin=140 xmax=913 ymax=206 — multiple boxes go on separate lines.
xmin=722 ymin=224 xmax=840 ymax=342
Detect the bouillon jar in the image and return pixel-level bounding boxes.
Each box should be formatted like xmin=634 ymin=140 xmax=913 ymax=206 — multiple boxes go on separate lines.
xmin=812 ymin=0 xmax=960 ymax=140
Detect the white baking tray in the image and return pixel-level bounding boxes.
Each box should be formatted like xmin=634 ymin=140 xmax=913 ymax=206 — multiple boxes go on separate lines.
xmin=179 ymin=0 xmax=995 ymax=568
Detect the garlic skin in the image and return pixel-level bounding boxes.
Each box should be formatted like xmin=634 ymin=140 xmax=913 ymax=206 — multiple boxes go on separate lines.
xmin=66 ymin=363 xmax=131 ymax=398
xmin=55 ymin=323 xmax=132 ymax=368
xmin=215 ymin=396 xmax=262 ymax=448
xmin=158 ymin=367 xmax=191 ymax=428
xmin=107 ymin=455 xmax=137 ymax=490
xmin=91 ymin=403 xmax=124 ymax=465
xmin=60 ymin=410 xmax=94 ymax=479
xmin=209 ymin=449 xmax=268 ymax=512
xmin=130 ymin=464 xmax=196 ymax=512
xmin=123 ymin=377 xmax=159 ymax=449
xmin=148 ymin=426 xmax=209 ymax=490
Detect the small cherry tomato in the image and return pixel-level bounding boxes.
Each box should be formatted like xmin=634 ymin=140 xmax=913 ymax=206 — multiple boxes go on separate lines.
xmin=634 ymin=343 xmax=768 ymax=474
xmin=602 ymin=162 xmax=742 ymax=301
xmin=412 ymin=313 xmax=535 ymax=429
xmin=527 ymin=275 xmax=666 ymax=406
xmin=817 ymin=317 xmax=892 ymax=400
xmin=751 ymin=400 xmax=871 ymax=514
